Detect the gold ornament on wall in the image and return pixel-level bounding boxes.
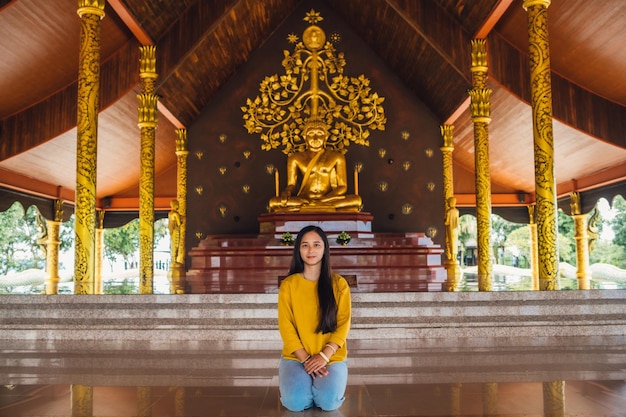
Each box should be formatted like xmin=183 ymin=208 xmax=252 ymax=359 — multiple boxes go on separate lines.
xmin=242 ymin=184 xmax=251 ymax=194
xmin=354 ymin=162 xmax=363 ymax=173
xmin=218 ymin=205 xmax=228 ymax=217
xmin=378 ymin=181 xmax=388 ymax=192
xmin=195 ymin=186 xmax=203 ymax=195
xmin=402 ymin=203 xmax=414 ymax=215
xmin=378 ymin=148 xmax=387 ymax=158
xmin=195 ymin=151 xmax=204 ymax=160
xmin=219 ymin=133 xmax=227 ymax=143
xmin=243 ymin=150 xmax=251 ymax=159
xmin=265 ymin=164 xmax=275 ymax=175
xmin=427 ymin=227 xmax=437 ymax=238
xmin=219 ymin=166 xmax=227 ymax=176
xmin=402 ymin=161 xmax=411 ymax=171
xmin=242 ymin=9 xmax=386 ymax=155
xmin=401 ymin=130 xmax=410 ymax=140
xmin=195 ymin=232 xmax=203 ymax=239
xmin=427 ymin=182 xmax=435 ymax=191
xmin=424 ymin=148 xmax=434 ymax=158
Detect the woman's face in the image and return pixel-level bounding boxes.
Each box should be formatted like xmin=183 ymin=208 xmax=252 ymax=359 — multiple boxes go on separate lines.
xmin=299 ymin=230 xmax=325 ymax=267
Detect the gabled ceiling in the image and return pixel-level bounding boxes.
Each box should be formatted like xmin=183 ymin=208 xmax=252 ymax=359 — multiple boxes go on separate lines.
xmin=1 ymin=0 xmax=625 ymax=215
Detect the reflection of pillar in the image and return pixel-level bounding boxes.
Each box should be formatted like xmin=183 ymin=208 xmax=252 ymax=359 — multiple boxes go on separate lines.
xmin=524 ymin=0 xmax=559 ymax=290
xmin=543 ymin=381 xmax=565 ymax=417
xmin=71 ymin=384 xmax=93 ymax=417
xmin=45 ymin=200 xmax=63 ymax=295
xmin=440 ymin=125 xmax=460 ymax=291
xmin=528 ymin=205 xmax=540 ymax=290
xmin=94 ymin=210 xmax=104 ymax=294
xmin=174 ymin=387 xmax=185 ymax=416
xmin=469 ymin=39 xmax=492 ymax=291
xmin=169 ymin=129 xmax=188 ymax=294
xmin=74 ymin=0 xmax=105 ymax=294
xmin=138 ymin=45 xmax=158 ymax=294
xmin=449 ymin=383 xmax=461 ymax=417
xmin=570 ymin=192 xmax=591 ymax=289
xmin=137 ymin=386 xmax=152 ymax=417
xmin=482 ymin=382 xmax=498 ymax=417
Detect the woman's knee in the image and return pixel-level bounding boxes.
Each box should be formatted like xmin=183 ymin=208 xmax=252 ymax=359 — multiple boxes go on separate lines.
xmin=315 ymin=395 xmax=344 ymax=412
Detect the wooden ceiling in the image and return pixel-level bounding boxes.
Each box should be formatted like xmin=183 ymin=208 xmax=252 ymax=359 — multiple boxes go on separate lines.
xmin=1 ymin=0 xmax=625 ymax=214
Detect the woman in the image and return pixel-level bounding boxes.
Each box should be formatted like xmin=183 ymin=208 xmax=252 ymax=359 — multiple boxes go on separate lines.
xmin=278 ymin=225 xmax=352 ymax=412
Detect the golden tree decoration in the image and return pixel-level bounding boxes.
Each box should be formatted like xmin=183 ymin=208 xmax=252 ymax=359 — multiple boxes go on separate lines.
xmin=242 ymin=9 xmax=386 ymax=154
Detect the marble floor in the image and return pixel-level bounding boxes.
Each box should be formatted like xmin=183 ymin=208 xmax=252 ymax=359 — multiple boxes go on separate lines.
xmin=1 ymin=336 xmax=625 ymax=417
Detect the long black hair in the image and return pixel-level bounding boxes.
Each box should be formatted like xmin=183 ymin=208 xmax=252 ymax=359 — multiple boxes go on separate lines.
xmin=288 ymin=225 xmax=337 ymax=334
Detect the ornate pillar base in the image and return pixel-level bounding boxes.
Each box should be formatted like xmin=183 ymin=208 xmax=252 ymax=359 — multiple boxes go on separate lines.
xmin=168 ymin=263 xmax=186 ymax=294
xmin=45 ymin=278 xmax=59 ymax=295
xmin=443 ymin=260 xmax=461 ymax=291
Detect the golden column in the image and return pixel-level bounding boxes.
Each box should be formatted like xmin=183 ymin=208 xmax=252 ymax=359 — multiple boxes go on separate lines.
xmin=138 ymin=45 xmax=158 ymax=294
xmin=441 ymin=124 xmax=460 ymax=291
xmin=94 ymin=210 xmax=104 ymax=294
xmin=482 ymin=382 xmax=498 ymax=417
xmin=44 ymin=200 xmax=64 ymax=295
xmin=74 ymin=0 xmax=105 ymax=294
xmin=169 ymin=129 xmax=188 ymax=294
xmin=570 ymin=192 xmax=591 ymax=289
xmin=524 ymin=0 xmax=559 ymax=290
xmin=528 ymin=205 xmax=540 ymax=290
xmin=71 ymin=384 xmax=93 ymax=417
xmin=469 ymin=39 xmax=492 ymax=291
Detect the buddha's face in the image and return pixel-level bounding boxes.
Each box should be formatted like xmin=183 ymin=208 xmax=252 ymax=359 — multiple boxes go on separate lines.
xmin=305 ymin=127 xmax=327 ymax=151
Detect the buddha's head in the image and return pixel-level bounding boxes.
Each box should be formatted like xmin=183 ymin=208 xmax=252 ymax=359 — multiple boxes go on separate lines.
xmin=303 ymin=118 xmax=329 ymax=150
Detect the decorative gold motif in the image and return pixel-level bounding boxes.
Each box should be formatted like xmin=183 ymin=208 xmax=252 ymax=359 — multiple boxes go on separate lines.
xmin=378 ymin=181 xmax=388 ymax=192
xmin=195 ymin=231 xmax=203 ymax=239
xmin=329 ymin=32 xmax=341 ymax=43
xmin=195 ymin=186 xmax=203 ymax=195
xmin=401 ymin=130 xmax=410 ymax=140
xmin=265 ymin=164 xmax=275 ymax=175
xmin=175 ymin=129 xmax=187 ymax=152
xmin=242 ymin=10 xmax=386 ymax=155
xmin=424 ymin=148 xmax=433 ymax=158
xmin=242 ymin=184 xmax=251 ymax=194
xmin=378 ymin=148 xmax=387 ymax=158
xmin=137 ymin=93 xmax=159 ymax=127
xmin=77 ymin=0 xmax=105 ymax=18
xmin=570 ymin=191 xmax=581 ymax=215
xmin=243 ymin=150 xmax=251 ymax=159
xmin=354 ymin=162 xmax=363 ymax=173
xmin=402 ymin=161 xmax=411 ymax=171
xmin=219 ymin=133 xmax=227 ymax=143
xmin=169 ymin=199 xmax=185 ymax=265
xmin=195 ymin=151 xmax=203 ymax=160
xmin=218 ymin=205 xmax=228 ymax=217
xmin=401 ymin=203 xmax=413 ymax=215
xmin=427 ymin=227 xmax=437 ymax=238
xmin=427 ymin=182 xmax=435 ymax=191
xmin=219 ymin=166 xmax=227 ymax=175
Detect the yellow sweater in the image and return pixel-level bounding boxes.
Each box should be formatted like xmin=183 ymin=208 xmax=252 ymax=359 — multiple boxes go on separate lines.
xmin=278 ymin=272 xmax=351 ymax=364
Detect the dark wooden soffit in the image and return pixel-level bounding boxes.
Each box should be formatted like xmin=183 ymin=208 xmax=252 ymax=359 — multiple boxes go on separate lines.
xmin=155 ymin=0 xmax=300 ymax=127
xmin=327 ymin=0 xmax=481 ymax=122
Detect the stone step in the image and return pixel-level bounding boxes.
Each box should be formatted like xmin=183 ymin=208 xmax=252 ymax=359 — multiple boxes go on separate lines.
xmin=1 ymin=290 xmax=624 ymax=340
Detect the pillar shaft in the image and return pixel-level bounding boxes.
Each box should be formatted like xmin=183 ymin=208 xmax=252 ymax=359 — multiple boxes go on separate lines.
xmin=74 ymin=1 xmax=105 ymax=294
xmin=529 ymin=206 xmax=540 ymax=290
xmin=94 ymin=210 xmax=104 ymax=294
xmin=524 ymin=0 xmax=559 ymax=290
xmin=543 ymin=381 xmax=565 ymax=417
xmin=44 ymin=220 xmax=61 ymax=294
xmin=138 ymin=45 xmax=158 ymax=294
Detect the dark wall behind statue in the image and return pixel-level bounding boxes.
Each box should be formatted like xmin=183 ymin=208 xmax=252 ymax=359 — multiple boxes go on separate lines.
xmin=186 ymin=0 xmax=444 ymax=252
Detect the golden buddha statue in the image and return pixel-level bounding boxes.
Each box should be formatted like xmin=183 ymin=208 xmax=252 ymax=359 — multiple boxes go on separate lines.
xmin=269 ymin=119 xmax=362 ymax=213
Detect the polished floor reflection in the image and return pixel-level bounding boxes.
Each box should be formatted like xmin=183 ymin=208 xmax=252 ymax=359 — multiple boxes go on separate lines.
xmin=1 ymin=336 xmax=624 ymax=417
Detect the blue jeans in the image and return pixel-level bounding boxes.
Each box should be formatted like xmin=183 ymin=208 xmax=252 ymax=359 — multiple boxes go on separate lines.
xmin=278 ymin=357 xmax=348 ymax=412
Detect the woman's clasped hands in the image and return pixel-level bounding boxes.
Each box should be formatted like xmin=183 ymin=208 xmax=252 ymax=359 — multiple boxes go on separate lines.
xmin=303 ymin=353 xmax=329 ymax=378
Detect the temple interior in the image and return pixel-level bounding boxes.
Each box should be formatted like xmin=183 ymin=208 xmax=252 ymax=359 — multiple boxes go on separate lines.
xmin=1 ymin=0 xmax=626 ymax=416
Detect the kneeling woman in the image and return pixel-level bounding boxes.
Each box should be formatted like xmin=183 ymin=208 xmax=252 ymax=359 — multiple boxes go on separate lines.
xmin=278 ymin=225 xmax=352 ymax=412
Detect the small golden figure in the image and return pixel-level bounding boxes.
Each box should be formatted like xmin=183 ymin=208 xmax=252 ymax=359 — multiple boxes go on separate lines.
xmin=269 ymin=119 xmax=362 ymax=212
xmin=168 ymin=199 xmax=185 ymax=265
xmin=444 ymin=196 xmax=460 ymax=262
